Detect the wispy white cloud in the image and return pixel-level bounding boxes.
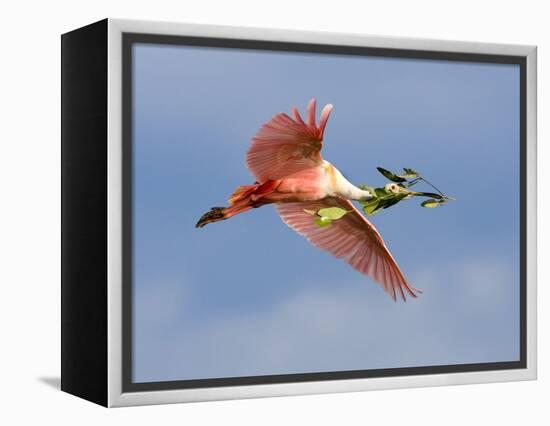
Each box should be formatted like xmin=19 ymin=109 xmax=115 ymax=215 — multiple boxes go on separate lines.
xmin=133 ymin=257 xmax=520 ymax=382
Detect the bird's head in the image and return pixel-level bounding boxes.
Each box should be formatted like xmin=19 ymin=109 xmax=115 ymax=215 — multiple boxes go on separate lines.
xmin=384 ymin=182 xmax=449 ymax=200
xmin=384 ymin=183 xmax=409 ymax=195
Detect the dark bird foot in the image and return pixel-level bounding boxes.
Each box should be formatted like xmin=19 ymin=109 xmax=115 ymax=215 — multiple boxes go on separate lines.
xmin=195 ymin=207 xmax=226 ymax=228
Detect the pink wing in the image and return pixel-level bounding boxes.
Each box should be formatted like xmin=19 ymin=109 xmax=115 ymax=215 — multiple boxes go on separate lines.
xmin=276 ymin=197 xmax=420 ymax=301
xmin=247 ymin=99 xmax=333 ymax=182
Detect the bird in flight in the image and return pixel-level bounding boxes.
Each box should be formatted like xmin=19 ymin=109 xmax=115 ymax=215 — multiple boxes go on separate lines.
xmin=196 ymin=99 xmax=422 ymax=301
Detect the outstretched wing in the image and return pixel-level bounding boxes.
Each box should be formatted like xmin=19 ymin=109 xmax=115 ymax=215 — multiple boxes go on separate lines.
xmin=246 ymin=99 xmax=333 ymax=183
xmin=276 ymin=197 xmax=420 ymax=301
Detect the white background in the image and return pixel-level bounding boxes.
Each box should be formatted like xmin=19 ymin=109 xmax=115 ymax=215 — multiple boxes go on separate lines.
xmin=0 ymin=0 xmax=546 ymax=424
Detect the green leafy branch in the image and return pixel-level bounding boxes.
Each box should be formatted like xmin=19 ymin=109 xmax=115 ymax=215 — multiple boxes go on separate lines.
xmin=360 ymin=167 xmax=454 ymax=216
xmin=309 ymin=167 xmax=454 ymax=227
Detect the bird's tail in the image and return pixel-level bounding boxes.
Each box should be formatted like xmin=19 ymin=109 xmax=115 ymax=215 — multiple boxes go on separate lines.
xmin=195 ymin=181 xmax=279 ymax=228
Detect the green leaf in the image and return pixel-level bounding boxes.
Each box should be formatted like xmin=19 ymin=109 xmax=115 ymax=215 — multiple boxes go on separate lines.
xmin=374 ymin=187 xmax=388 ymax=197
xmin=401 ymin=168 xmax=419 ymax=179
xmin=380 ymin=193 xmax=408 ymax=210
xmin=376 ymin=167 xmax=407 ymax=183
xmin=317 ymin=207 xmax=349 ymax=220
xmin=314 ymin=217 xmax=332 ymax=227
xmin=362 ymin=199 xmax=382 ymax=216
xmin=421 ymin=199 xmax=446 ymax=208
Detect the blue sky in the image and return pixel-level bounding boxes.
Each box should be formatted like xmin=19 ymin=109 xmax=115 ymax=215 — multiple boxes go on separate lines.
xmin=131 ymin=43 xmax=520 ymax=382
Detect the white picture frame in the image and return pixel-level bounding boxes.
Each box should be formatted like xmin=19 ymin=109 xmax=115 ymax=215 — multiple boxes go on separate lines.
xmin=61 ymin=18 xmax=537 ymax=407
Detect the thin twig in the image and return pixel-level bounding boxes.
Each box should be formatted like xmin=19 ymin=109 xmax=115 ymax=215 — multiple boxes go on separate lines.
xmin=406 ymin=178 xmax=422 ymax=187
xmin=418 ymin=175 xmax=447 ymax=198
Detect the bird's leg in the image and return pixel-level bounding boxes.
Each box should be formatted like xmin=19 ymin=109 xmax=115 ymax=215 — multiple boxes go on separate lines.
xmin=195 ymin=201 xmax=259 ymax=228
xmin=195 ymin=207 xmax=227 ymax=228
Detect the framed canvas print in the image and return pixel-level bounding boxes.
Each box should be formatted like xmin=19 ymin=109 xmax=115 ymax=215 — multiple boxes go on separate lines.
xmin=61 ymin=18 xmax=537 ymax=407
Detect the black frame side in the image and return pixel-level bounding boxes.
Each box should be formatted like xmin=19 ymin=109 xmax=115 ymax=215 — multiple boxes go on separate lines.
xmin=61 ymin=19 xmax=108 ymax=406
xmin=122 ymin=33 xmax=527 ymax=393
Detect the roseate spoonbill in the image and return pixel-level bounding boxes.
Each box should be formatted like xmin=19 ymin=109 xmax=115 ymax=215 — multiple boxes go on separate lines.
xmin=196 ymin=99 xmax=421 ymax=301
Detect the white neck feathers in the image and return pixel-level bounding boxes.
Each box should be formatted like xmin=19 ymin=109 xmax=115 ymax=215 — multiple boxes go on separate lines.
xmin=324 ymin=161 xmax=373 ymax=201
